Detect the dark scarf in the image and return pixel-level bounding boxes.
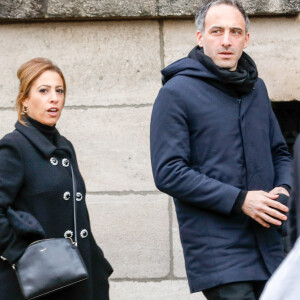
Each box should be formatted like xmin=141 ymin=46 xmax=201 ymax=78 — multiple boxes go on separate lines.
xmin=26 ymin=116 xmax=57 ymax=145
xmin=188 ymin=46 xmax=258 ymax=97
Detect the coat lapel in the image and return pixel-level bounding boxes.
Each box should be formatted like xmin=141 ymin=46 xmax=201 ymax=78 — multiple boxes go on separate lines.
xmin=15 ymin=122 xmax=72 ymax=158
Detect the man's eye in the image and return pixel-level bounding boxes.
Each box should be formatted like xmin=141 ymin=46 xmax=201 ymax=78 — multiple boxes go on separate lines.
xmin=57 ymin=89 xmax=64 ymax=94
xmin=211 ymin=30 xmax=222 ymax=35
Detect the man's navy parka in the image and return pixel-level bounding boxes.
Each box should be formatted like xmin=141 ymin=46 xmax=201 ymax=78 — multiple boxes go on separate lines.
xmin=150 ymin=57 xmax=292 ymax=293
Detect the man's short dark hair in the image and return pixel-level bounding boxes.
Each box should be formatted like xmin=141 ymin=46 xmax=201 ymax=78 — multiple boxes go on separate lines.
xmin=195 ymin=0 xmax=250 ymax=33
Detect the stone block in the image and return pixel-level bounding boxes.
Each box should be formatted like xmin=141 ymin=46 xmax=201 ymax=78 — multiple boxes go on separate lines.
xmin=0 ymin=21 xmax=161 ymax=108
xmin=158 ymin=0 xmax=300 ymax=16
xmin=0 ymin=106 xmax=156 ymax=193
xmin=0 ymin=0 xmax=158 ymax=19
xmin=0 ymin=1 xmax=44 ymax=19
xmin=0 ymin=110 xmax=16 ymax=139
xmin=45 ymin=0 xmax=158 ymax=18
xmin=246 ymin=17 xmax=300 ymax=101
xmin=172 ymin=202 xmax=187 ymax=278
xmin=57 ymin=106 xmax=156 ymax=192
xmin=110 ymin=280 xmax=205 ymax=300
xmin=163 ymin=20 xmax=196 ymax=67
xmin=163 ymin=17 xmax=300 ymax=101
xmin=0 ymin=0 xmax=299 ymax=20
xmin=86 ymin=193 xmax=170 ymax=278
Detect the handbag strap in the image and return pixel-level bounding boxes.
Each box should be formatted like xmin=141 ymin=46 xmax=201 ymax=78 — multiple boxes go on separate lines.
xmin=70 ymin=164 xmax=78 ymax=246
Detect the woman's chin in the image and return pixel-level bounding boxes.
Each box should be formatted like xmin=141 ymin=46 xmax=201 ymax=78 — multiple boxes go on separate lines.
xmin=40 ymin=118 xmax=58 ymax=126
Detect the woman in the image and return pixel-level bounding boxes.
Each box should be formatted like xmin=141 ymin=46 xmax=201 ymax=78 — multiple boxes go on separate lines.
xmin=0 ymin=58 xmax=113 ymax=299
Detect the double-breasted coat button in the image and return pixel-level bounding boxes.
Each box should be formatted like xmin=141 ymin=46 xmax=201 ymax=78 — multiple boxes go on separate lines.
xmin=63 ymin=191 xmax=71 ymax=201
xmin=50 ymin=157 xmax=58 ymax=165
xmin=64 ymin=230 xmax=73 ymax=238
xmin=80 ymin=229 xmax=88 ymax=238
xmin=76 ymin=192 xmax=83 ymax=202
xmin=62 ymin=158 xmax=69 ymax=167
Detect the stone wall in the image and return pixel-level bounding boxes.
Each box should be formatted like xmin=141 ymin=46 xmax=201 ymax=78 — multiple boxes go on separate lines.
xmin=0 ymin=1 xmax=300 ymax=299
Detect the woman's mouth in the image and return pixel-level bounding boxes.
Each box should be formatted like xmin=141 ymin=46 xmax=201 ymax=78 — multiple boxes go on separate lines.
xmin=47 ymin=108 xmax=59 ymax=116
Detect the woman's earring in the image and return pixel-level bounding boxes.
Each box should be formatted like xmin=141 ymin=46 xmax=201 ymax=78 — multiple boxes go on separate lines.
xmin=22 ymin=105 xmax=28 ymax=115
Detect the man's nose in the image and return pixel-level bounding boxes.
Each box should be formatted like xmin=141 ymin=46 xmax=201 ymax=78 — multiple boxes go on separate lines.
xmin=221 ymin=32 xmax=231 ymax=47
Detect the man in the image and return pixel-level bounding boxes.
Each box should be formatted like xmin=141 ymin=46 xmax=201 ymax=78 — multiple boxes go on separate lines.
xmin=150 ymin=0 xmax=292 ymax=299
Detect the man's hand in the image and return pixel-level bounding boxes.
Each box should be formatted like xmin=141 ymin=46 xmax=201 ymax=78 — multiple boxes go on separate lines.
xmin=269 ymin=186 xmax=290 ymax=196
xmin=241 ymin=190 xmax=288 ymax=228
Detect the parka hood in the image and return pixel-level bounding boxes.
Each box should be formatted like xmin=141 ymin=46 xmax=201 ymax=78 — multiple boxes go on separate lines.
xmin=161 ymin=57 xmax=218 ymax=85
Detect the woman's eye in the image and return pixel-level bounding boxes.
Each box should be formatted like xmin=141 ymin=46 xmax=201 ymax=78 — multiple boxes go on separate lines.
xmin=57 ymin=89 xmax=64 ymax=94
xmin=39 ymin=88 xmax=47 ymax=93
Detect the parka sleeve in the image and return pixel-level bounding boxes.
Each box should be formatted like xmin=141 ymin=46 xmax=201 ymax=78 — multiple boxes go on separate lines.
xmin=268 ymin=104 xmax=292 ymax=188
xmin=0 ymin=136 xmax=28 ymax=264
xmin=150 ymin=86 xmax=240 ymax=215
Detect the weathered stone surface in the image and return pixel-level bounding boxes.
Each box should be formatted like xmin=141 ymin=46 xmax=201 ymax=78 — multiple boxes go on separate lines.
xmin=57 ymin=107 xmax=155 ymax=192
xmin=46 ymin=0 xmax=158 ymax=18
xmin=163 ymin=20 xmax=196 ymax=67
xmin=172 ymin=202 xmax=187 ymax=278
xmin=247 ymin=17 xmax=300 ymax=101
xmin=110 ymin=280 xmax=205 ymax=300
xmin=0 ymin=110 xmax=15 ymax=139
xmin=158 ymin=0 xmax=300 ymax=16
xmin=0 ymin=1 xmax=44 ymax=19
xmin=0 ymin=0 xmax=299 ymax=21
xmin=0 ymin=21 xmax=161 ymax=108
xmin=86 ymin=194 xmax=170 ymax=278
xmin=163 ymin=17 xmax=300 ymax=101
xmin=0 ymin=0 xmax=158 ymax=20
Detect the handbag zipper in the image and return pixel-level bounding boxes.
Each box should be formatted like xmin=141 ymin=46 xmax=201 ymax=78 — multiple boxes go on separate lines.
xmin=29 ymin=236 xmax=75 ymax=246
xmin=12 ymin=237 xmax=76 ymax=270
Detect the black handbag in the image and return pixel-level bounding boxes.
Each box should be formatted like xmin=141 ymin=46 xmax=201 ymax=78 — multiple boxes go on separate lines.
xmin=12 ymin=164 xmax=88 ymax=299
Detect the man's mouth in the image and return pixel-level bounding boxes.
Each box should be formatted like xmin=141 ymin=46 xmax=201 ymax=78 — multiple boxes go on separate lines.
xmin=219 ymin=51 xmax=234 ymax=58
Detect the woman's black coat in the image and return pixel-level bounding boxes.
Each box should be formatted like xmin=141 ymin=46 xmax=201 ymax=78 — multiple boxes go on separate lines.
xmin=0 ymin=121 xmax=113 ymax=300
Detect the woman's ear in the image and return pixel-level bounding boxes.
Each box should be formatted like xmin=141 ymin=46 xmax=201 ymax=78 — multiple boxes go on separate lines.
xmin=22 ymin=98 xmax=28 ymax=108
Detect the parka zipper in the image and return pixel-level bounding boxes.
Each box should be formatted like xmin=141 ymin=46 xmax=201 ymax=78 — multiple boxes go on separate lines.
xmin=238 ymin=98 xmax=248 ymax=190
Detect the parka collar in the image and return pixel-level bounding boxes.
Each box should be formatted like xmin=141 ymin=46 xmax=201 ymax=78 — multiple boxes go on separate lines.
xmin=15 ymin=121 xmax=73 ymax=158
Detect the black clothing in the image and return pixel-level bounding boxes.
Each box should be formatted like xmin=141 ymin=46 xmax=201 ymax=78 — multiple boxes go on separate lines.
xmin=232 ymin=190 xmax=248 ymax=214
xmin=203 ymin=281 xmax=266 ymax=300
xmin=188 ymin=46 xmax=258 ymax=96
xmin=26 ymin=116 xmax=57 ymax=144
xmin=150 ymin=53 xmax=292 ymax=292
xmin=0 ymin=121 xmax=113 ymax=300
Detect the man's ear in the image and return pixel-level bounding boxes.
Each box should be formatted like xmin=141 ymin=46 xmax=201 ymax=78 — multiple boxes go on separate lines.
xmin=196 ymin=31 xmax=204 ymax=47
xmin=244 ymin=32 xmax=250 ymax=49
